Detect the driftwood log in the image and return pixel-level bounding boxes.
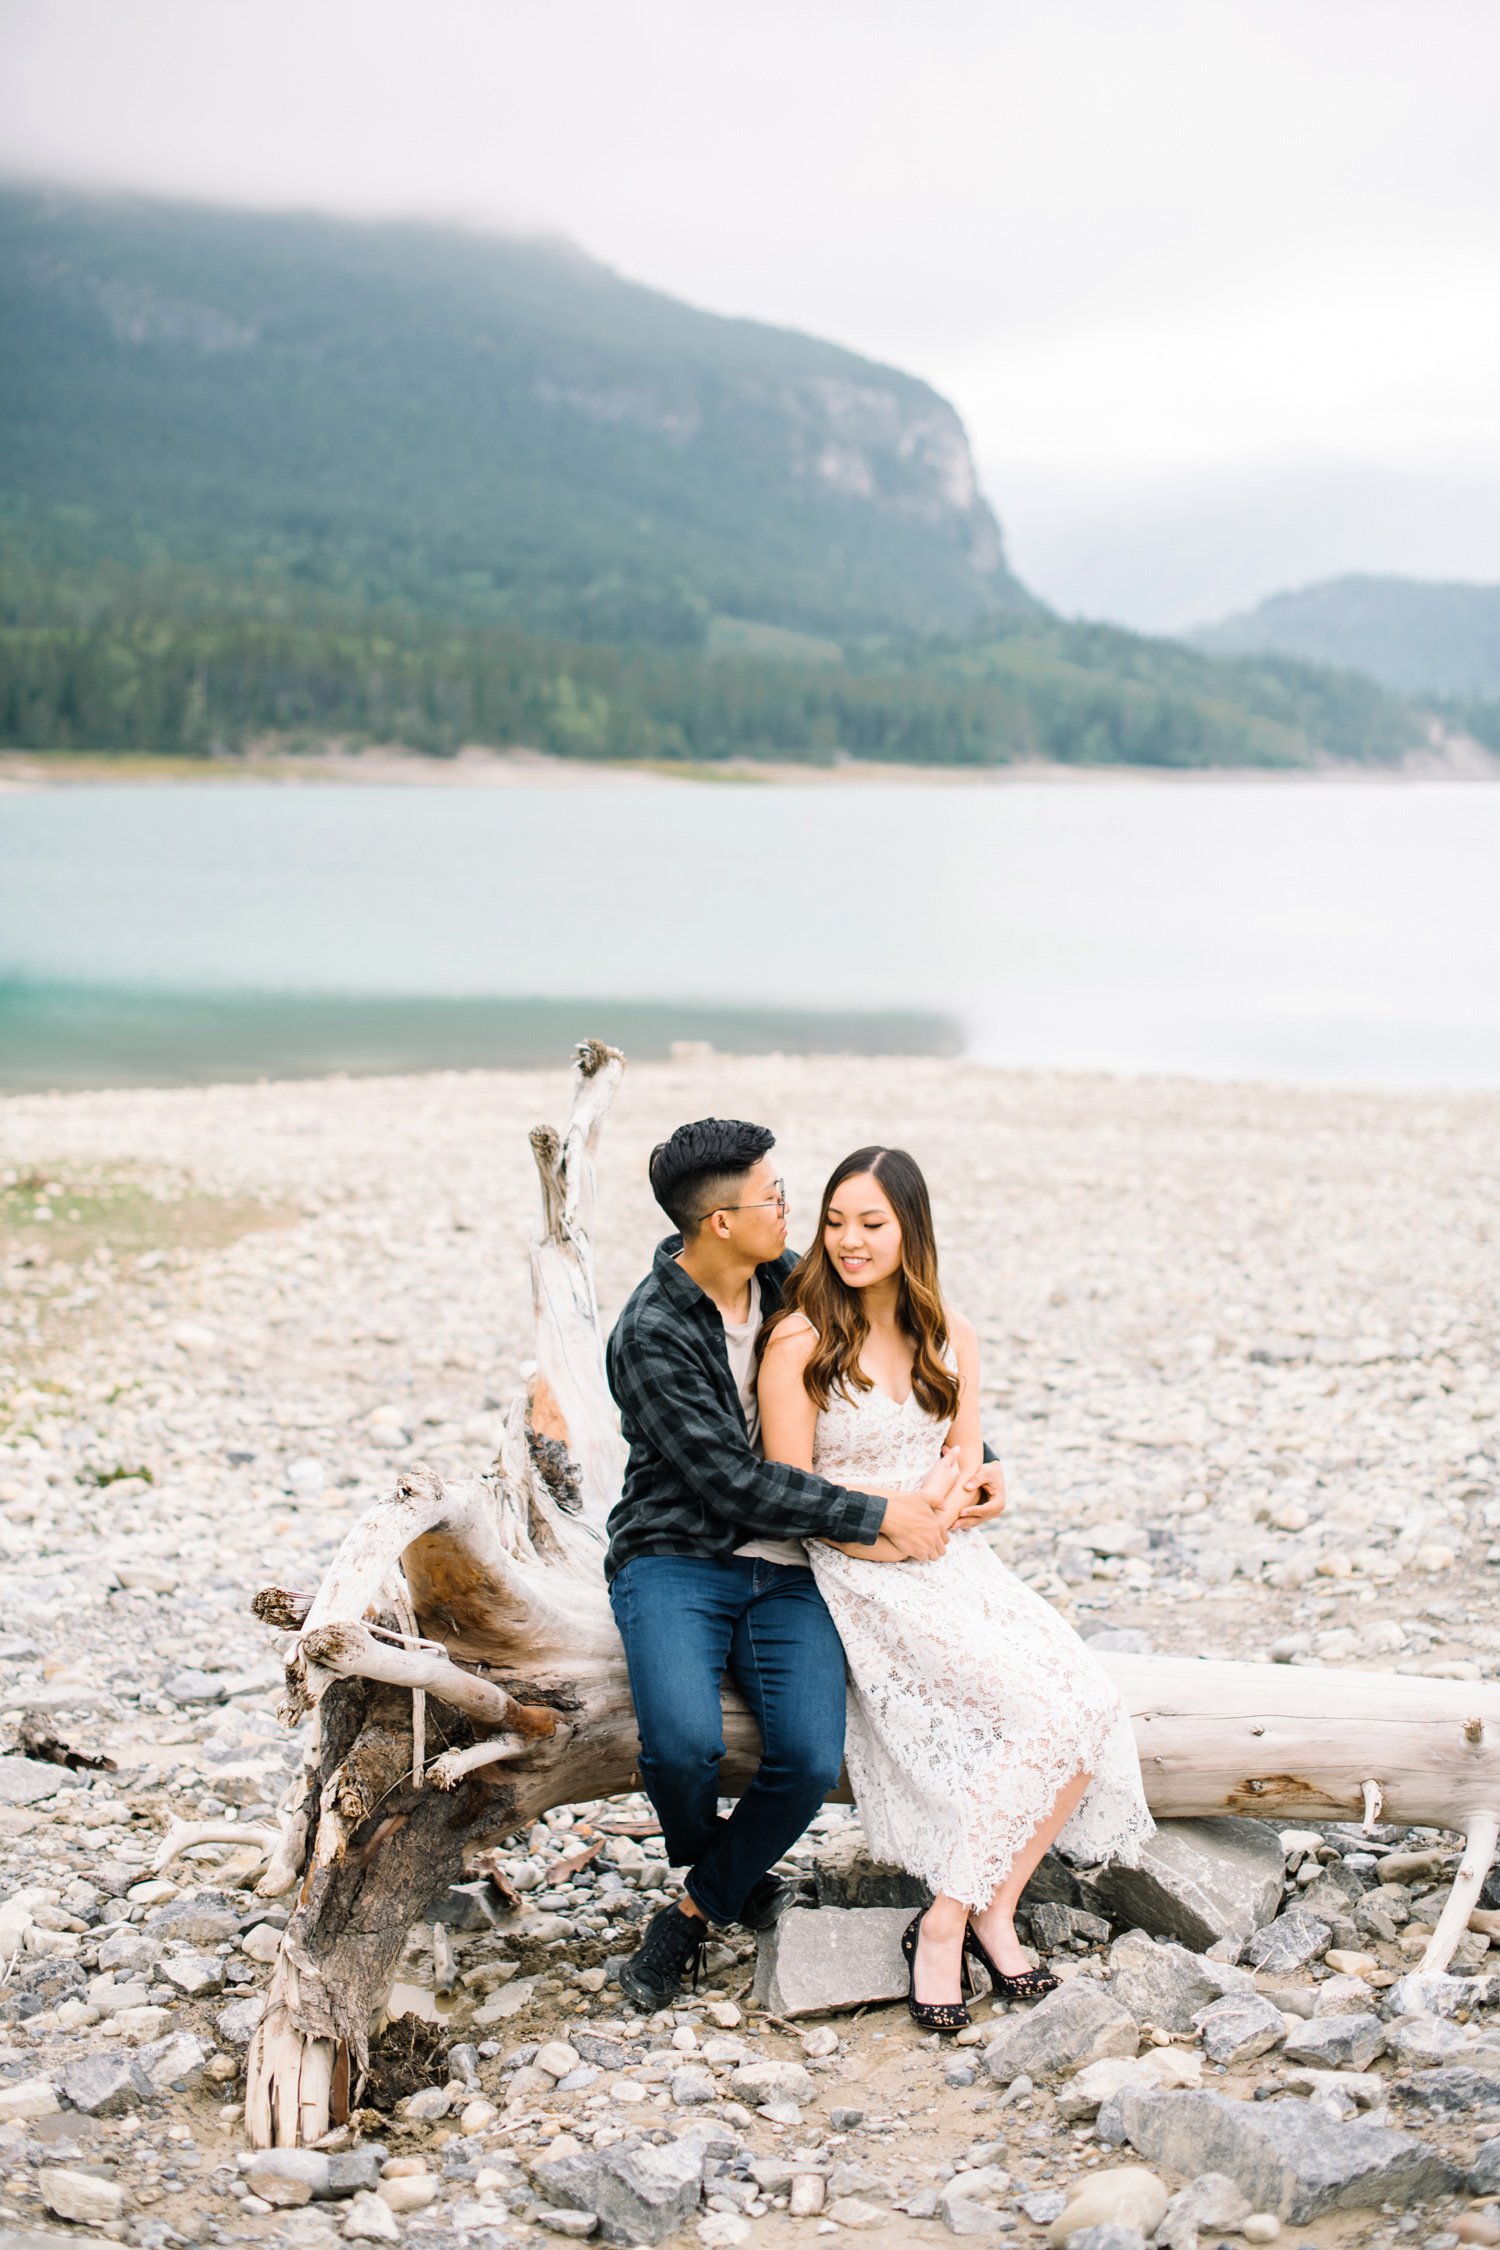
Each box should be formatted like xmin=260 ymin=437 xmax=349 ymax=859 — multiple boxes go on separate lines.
xmin=232 ymin=1039 xmax=1500 ymax=2147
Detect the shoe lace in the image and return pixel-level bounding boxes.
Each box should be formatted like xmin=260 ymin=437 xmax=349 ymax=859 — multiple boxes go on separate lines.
xmin=638 ymin=1906 xmax=707 ymax=1986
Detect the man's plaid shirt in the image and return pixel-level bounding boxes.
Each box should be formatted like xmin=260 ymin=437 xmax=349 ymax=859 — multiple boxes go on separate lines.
xmin=603 ymin=1235 xmax=887 ymax=1583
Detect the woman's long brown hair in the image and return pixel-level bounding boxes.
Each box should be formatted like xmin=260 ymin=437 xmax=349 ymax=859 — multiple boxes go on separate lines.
xmin=761 ymin=1146 xmax=960 ymax=1422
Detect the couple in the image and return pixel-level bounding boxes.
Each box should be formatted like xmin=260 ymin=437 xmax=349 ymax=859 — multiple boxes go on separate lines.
xmin=604 ymin=1118 xmax=1152 ymax=2030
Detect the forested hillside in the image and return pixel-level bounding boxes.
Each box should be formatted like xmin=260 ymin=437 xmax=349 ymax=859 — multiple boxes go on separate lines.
xmin=0 ymin=187 xmax=1028 ymax=644
xmin=1194 ymin=574 xmax=1500 ymax=699
xmin=0 ymin=188 xmax=1432 ymax=769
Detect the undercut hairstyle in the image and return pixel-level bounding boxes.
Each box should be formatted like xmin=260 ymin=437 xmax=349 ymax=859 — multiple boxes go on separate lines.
xmin=648 ymin=1117 xmax=776 ymax=1235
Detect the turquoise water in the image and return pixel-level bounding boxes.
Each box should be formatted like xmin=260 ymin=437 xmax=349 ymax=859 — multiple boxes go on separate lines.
xmin=3 ymin=779 xmax=1499 ymax=1090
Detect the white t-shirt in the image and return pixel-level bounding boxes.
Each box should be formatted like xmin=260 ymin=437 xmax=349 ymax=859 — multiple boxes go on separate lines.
xmin=723 ymin=1274 xmax=807 ymax=1570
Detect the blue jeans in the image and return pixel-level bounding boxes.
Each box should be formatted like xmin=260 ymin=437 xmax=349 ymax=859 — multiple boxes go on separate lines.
xmin=608 ymin=1553 xmax=847 ymax=1927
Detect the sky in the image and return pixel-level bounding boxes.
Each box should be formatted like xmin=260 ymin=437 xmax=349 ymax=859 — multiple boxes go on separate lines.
xmin=3 ymin=0 xmax=1499 ymax=629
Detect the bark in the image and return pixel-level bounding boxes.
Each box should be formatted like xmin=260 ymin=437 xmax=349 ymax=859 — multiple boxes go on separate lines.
xmin=243 ymin=1037 xmax=1500 ymax=2146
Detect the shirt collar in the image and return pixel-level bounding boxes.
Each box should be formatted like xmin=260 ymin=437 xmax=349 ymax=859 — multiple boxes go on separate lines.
xmin=650 ymin=1234 xmax=791 ymax=1319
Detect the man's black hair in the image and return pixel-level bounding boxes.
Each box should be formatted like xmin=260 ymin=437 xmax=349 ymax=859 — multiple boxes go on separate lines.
xmin=648 ymin=1117 xmax=776 ymax=1235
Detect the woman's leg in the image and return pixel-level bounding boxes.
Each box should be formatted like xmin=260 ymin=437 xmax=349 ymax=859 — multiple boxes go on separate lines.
xmin=969 ymin=1767 xmax=1092 ymax=1976
xmin=912 ymin=1892 xmax=971 ymax=2006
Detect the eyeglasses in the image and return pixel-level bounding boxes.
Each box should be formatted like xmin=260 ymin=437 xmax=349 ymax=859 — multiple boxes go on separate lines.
xmin=712 ymin=1179 xmax=787 ymax=1217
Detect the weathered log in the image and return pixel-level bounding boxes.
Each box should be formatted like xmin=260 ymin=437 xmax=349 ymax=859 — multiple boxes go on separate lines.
xmin=244 ymin=1038 xmax=1500 ymax=2146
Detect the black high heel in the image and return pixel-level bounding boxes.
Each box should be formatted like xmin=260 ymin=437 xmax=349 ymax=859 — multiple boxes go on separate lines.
xmin=901 ymin=1910 xmax=971 ymax=2033
xmin=964 ymin=1921 xmax=1059 ymax=2001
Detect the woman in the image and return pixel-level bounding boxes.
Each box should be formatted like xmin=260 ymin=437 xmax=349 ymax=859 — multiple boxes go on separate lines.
xmin=757 ymin=1146 xmax=1152 ymax=2031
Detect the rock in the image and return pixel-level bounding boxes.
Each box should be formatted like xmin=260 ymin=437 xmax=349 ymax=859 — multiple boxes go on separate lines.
xmin=573 ymin=2032 xmax=633 ymax=2070
xmin=40 ymin=2166 xmax=126 ymax=2226
xmin=166 ymin=1667 xmax=227 ymax=1705
xmin=537 ymin=2214 xmax=600 ymax=2239
xmin=378 ymin=2175 xmax=439 ymax=2213
xmin=983 ymin=1975 xmax=1139 ymax=2083
xmin=159 ymin=1948 xmax=223 ymax=1997
xmin=825 ymin=2199 xmax=887 ymax=2229
xmin=1281 ymin=2015 xmax=1386 ymax=2071
xmin=536 ymin=2040 xmax=582 ymax=2078
xmin=1324 ymin=1949 xmax=1378 ymax=1977
xmin=672 ymin=2065 xmax=716 ymax=2106
xmin=58 ymin=2049 xmax=150 ymax=2116
xmin=217 ymin=1994 xmax=264 ymax=2046
xmin=1241 ymin=1911 xmax=1332 ymax=1974
xmin=1310 ymin=1973 xmax=1374 ymax=2016
xmin=0 ymin=1756 xmax=64 ymax=1805
xmin=938 ymin=2165 xmax=1013 ymax=2234
xmin=751 ymin=1904 xmax=910 ymax=2015
xmin=1384 ymin=2013 xmax=1470 ymax=2067
xmin=242 ymin=2150 xmax=332 ymax=2207
xmin=0 ymin=2076 xmax=60 ymax=2121
xmin=1241 ymin=2218 xmax=1281 ymax=2243
xmin=812 ymin=1831 xmax=929 ymax=1910
xmin=1084 ymin=1821 xmax=1287 ymax=1952
xmin=1156 ymin=2172 xmax=1251 ymax=2250
xmin=241 ymin=1920 xmax=284 ymax=1963
xmin=1392 ymin=2066 xmax=1500 ymax=2113
xmin=1065 ymin=2231 xmax=1147 ymax=2250
xmin=343 ymin=2191 xmax=401 ymax=2241
xmin=398 ymin=2085 xmax=452 ymax=2121
xmin=1111 ymin=2087 xmax=1457 ymax=2220
xmin=1283 ymin=2069 xmax=1385 ymax=2111
xmin=1108 ymin=1929 xmax=1248 ymax=2033
xmin=1387 ymin=1970 xmax=1500 ymax=2019
xmin=533 ymin=2137 xmax=704 ymax=2245
xmin=1056 ymin=2057 xmax=1164 ymax=2122
xmin=1047 ymin=2165 xmax=1168 ymax=2244
xmin=1079 ymin=1520 xmax=1149 ymax=1557
xmin=325 ymin=2150 xmax=388 ymax=2199
xmin=145 ymin=1889 xmax=240 ymax=1943
xmin=1469 ymin=2136 xmax=1500 ymax=2194
xmin=1193 ymin=1991 xmax=1288 ymax=2066
xmin=727 ymin=2058 xmax=815 ymax=2105
xmin=96 ymin=1927 xmax=160 ymax=1975
xmin=135 ymin=2032 xmax=211 ymax=2093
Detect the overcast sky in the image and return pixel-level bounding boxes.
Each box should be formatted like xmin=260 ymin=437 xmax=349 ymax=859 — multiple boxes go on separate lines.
xmin=4 ymin=0 xmax=1498 ymax=626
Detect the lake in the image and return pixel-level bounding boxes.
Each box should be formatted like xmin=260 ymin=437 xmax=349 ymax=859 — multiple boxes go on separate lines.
xmin=4 ymin=777 xmax=1499 ymax=1091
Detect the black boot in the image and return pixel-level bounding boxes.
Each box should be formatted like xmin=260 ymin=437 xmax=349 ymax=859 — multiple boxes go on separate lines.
xmin=616 ymin=1901 xmax=707 ymax=2011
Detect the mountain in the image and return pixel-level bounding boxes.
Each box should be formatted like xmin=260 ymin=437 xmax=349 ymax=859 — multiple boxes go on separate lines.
xmin=1191 ymin=574 xmax=1500 ymax=698
xmin=0 ymin=186 xmax=1031 ymax=645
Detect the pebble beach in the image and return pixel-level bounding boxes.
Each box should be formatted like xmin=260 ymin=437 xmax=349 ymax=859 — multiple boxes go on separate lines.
xmin=3 ymin=1054 xmax=1500 ymax=2250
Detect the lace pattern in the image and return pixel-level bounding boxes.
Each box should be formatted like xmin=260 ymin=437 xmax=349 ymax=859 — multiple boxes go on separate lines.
xmin=811 ymin=1379 xmax=1154 ymax=1909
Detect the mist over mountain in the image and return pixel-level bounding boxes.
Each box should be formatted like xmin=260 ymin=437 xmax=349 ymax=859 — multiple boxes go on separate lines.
xmin=0 ymin=186 xmax=1031 ymax=644
xmin=1192 ymin=574 xmax=1500 ymax=699
xmin=0 ymin=187 xmax=1434 ymax=772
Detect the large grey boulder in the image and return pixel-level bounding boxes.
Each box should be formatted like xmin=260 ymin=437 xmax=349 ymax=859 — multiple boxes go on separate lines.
xmin=135 ymin=2033 xmax=211 ymax=2094
xmin=1111 ymin=2087 xmax=1457 ymax=2220
xmin=532 ymin=2134 xmax=704 ymax=2245
xmin=751 ymin=1905 xmax=909 ymax=2016
xmin=1156 ymin=2172 xmax=1251 ymax=2250
xmin=983 ymin=1978 xmax=1138 ymax=2084
xmin=144 ymin=1888 xmax=241 ymax=1944
xmin=1470 ymin=2137 xmax=1500 ymax=2194
xmin=1108 ymin=1930 xmax=1248 ymax=2034
xmin=1082 ymin=1821 xmax=1286 ymax=1951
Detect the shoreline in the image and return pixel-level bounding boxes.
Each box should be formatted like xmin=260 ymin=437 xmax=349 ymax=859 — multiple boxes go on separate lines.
xmin=3 ymin=739 xmax=1498 ymax=791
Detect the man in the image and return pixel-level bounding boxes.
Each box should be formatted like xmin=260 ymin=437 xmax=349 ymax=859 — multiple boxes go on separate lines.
xmin=605 ymin=1117 xmax=1005 ymax=2009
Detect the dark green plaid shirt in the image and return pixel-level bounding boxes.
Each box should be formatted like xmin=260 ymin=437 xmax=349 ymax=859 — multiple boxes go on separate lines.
xmin=604 ymin=1235 xmax=887 ymax=1582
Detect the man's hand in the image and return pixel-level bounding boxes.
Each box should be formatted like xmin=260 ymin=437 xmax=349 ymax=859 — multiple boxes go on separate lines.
xmin=880 ymin=1488 xmax=951 ymax=1562
xmin=955 ymin=1457 xmax=1007 ymax=1529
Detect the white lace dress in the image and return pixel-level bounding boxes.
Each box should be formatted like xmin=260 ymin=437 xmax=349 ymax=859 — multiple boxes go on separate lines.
xmin=810 ymin=1379 xmax=1154 ymax=1909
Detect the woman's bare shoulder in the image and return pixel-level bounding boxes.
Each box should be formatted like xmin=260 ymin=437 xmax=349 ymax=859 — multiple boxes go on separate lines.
xmin=762 ymin=1309 xmax=818 ymax=1357
xmin=945 ymin=1304 xmax=979 ymax=1352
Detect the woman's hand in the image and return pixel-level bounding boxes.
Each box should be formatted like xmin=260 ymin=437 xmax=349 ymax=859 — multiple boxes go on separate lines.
xmin=955 ymin=1457 xmax=1007 ymax=1528
xmin=919 ymin=1445 xmax=967 ymax=1529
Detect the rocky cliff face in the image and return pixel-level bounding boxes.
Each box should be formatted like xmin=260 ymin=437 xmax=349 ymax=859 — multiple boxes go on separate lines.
xmin=0 ymin=189 xmax=1032 ymax=639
